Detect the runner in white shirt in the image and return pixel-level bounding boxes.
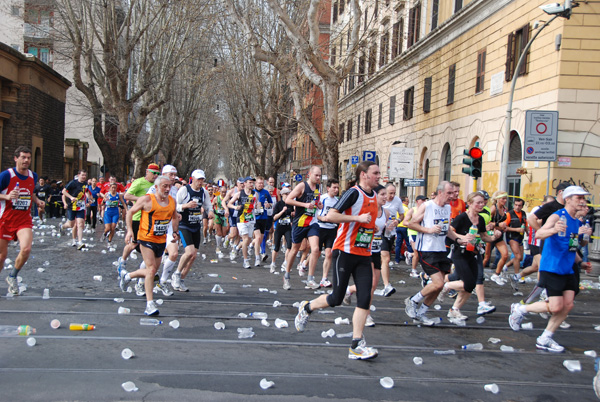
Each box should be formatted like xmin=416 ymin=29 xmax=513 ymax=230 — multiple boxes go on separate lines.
xmin=380 ymin=184 xmax=404 ymax=296
xmin=316 ymin=179 xmax=340 ymax=288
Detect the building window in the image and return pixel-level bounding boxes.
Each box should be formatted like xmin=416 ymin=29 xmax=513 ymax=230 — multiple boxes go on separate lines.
xmin=374 ymin=0 xmax=379 ymax=18
xmin=447 ymin=64 xmax=456 ymax=105
xmin=339 ymin=123 xmax=345 ymax=143
xmin=368 ymin=44 xmax=377 ymax=76
xmin=347 ymin=119 xmax=353 ymax=141
xmin=378 ymin=103 xmax=383 ymax=129
xmin=333 ymin=2 xmax=338 ymax=23
xmin=357 ymin=115 xmax=361 ymax=138
xmin=407 ymin=4 xmax=421 ymax=48
xmin=441 ymin=143 xmax=452 ymax=181
xmin=11 ymin=5 xmax=20 ymax=16
xmin=391 ymin=20 xmax=403 ymax=58
xmin=476 ymin=49 xmax=486 ymax=94
xmin=389 ymin=95 xmax=396 ymax=125
xmin=358 ymin=54 xmax=366 ymax=84
xmin=455 ymin=0 xmax=463 ymax=13
xmin=365 ymin=109 xmax=372 ymax=134
xmin=331 ymin=46 xmax=336 ymax=66
xmin=505 ymin=24 xmax=530 ymax=81
xmin=349 ymin=63 xmax=356 ymax=91
xmin=339 ymin=0 xmax=345 ymax=15
xmin=431 ymin=0 xmax=439 ymax=30
xmin=364 ymin=8 xmax=368 ymax=30
xmin=403 ymin=86 xmax=414 ymax=120
xmin=379 ymin=32 xmax=389 ymax=67
xmin=423 ymin=76 xmax=432 ymax=113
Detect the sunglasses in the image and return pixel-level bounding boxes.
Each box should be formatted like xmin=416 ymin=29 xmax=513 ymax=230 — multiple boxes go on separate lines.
xmin=149 ymin=170 xmax=160 ymax=175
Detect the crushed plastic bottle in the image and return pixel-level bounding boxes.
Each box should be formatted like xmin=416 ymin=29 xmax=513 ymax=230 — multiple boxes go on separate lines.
xmin=584 ymin=350 xmax=597 ymax=358
xmin=274 ymin=318 xmax=288 ymax=328
xmin=249 ymin=312 xmax=268 ymax=320
xmin=261 ymin=319 xmax=270 ymax=327
xmin=379 ymin=377 xmax=394 ymax=389
xmin=461 ymin=343 xmax=483 ymax=351
xmin=484 ymin=383 xmax=499 ymax=394
xmin=259 ymin=378 xmax=274 ymax=389
xmin=118 ymin=306 xmax=131 ymax=315
xmin=449 ymin=317 xmax=466 ymax=326
xmin=488 ymin=337 xmax=501 ymax=344
xmin=336 ymin=332 xmax=353 ymax=338
xmin=121 ymin=381 xmax=138 ymax=392
xmin=139 ymin=318 xmax=162 ymax=326
xmin=169 ymin=320 xmax=180 ymax=329
xmin=42 ymin=288 xmax=49 ymax=299
xmin=521 ymin=322 xmax=533 ymax=330
xmin=258 ymin=288 xmax=269 ymax=292
xmin=321 ymin=328 xmax=335 ymax=338
xmin=211 ymin=284 xmax=225 ymax=294
xmin=334 ymin=317 xmax=350 ymax=325
xmin=37 ymin=268 xmax=45 ymax=273
xmin=114 ymin=298 xmax=125 ymax=303
xmin=476 ymin=316 xmax=485 ymax=324
xmin=500 ymin=345 xmax=514 ymax=352
xmin=155 ymin=299 xmax=163 ymax=305
xmin=563 ymin=360 xmax=582 ymax=372
xmin=273 ymin=300 xmax=282 ymax=307
xmin=237 ymin=327 xmax=255 ymax=339
xmin=413 ymin=356 xmax=423 ymax=365
xmin=238 ymin=313 xmax=248 ymax=318
xmin=214 ymin=322 xmax=225 ymax=330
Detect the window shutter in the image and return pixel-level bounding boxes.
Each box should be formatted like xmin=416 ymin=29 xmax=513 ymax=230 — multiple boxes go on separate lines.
xmin=505 ymin=32 xmax=514 ymax=81
xmin=519 ymin=24 xmax=530 ymax=76
xmin=423 ymin=77 xmax=432 ymax=113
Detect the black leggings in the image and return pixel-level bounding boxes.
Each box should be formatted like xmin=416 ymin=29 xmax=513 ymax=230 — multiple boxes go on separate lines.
xmin=273 ymin=224 xmax=292 ymax=252
xmin=450 ymin=251 xmax=478 ymax=293
xmin=326 ymin=250 xmax=373 ymax=310
xmin=86 ymin=205 xmax=98 ymax=228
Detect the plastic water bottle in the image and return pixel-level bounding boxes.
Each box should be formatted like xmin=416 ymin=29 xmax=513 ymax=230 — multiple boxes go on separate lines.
xmin=139 ymin=318 xmax=162 ymax=326
xmin=70 ymin=323 xmax=95 ymax=331
xmin=466 ymin=225 xmax=478 ymax=252
xmin=0 ymin=325 xmax=36 ymax=336
xmin=583 ymin=219 xmax=591 ymax=242
xmin=12 ymin=182 xmax=19 ymax=201
xmin=249 ymin=312 xmax=268 ymax=320
xmin=462 ymin=343 xmax=483 ymax=351
xmin=558 ymin=210 xmax=567 ymax=237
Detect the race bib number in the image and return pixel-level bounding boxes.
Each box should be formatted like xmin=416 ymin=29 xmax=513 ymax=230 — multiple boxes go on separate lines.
xmin=355 ymin=227 xmax=374 ymax=248
xmin=189 ymin=211 xmax=202 ymax=224
xmin=76 ymin=199 xmax=86 ymax=210
xmin=568 ymin=233 xmax=579 ymax=252
xmin=371 ymin=234 xmax=382 ymax=252
xmin=13 ymin=194 xmax=31 ymax=211
xmin=216 ymin=208 xmax=225 ymax=216
xmin=153 ymin=219 xmax=170 ymax=236
xmin=304 ymin=208 xmax=316 ymax=217
xmin=433 ymin=218 xmax=449 ymax=236
xmin=107 ymin=200 xmax=119 ymax=208
xmin=244 ymin=212 xmax=255 ymax=222
xmin=280 ymin=216 xmax=291 ymax=225
xmin=38 ymin=192 xmax=45 ymax=198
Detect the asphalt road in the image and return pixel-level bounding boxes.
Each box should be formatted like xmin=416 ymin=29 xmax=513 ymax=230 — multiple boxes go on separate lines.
xmin=1 ymin=217 xmax=599 ymax=401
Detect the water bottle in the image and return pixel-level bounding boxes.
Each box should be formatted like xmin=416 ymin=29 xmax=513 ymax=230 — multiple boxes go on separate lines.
xmin=70 ymin=323 xmax=95 ymax=331
xmin=385 ymin=216 xmax=395 ymax=238
xmin=249 ymin=312 xmax=268 ymax=320
xmin=583 ymin=219 xmax=591 ymax=242
xmin=0 ymin=324 xmax=36 ymax=336
xmin=466 ymin=225 xmax=478 ymax=252
xmin=558 ymin=210 xmax=567 ymax=237
xmin=139 ymin=318 xmax=162 ymax=326
xmin=462 ymin=342 xmax=483 ymax=351
xmin=12 ymin=182 xmax=19 ymax=201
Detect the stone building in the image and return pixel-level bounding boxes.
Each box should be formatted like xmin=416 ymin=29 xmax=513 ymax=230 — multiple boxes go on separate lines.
xmin=334 ymin=0 xmax=600 ymax=206
xmin=0 ymin=42 xmax=70 ymax=180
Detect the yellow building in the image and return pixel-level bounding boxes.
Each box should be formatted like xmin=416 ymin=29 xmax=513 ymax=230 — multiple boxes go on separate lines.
xmin=334 ymin=0 xmax=600 ymax=207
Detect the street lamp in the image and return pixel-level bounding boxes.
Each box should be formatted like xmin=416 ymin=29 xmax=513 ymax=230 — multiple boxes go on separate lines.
xmin=499 ymin=0 xmax=578 ymax=192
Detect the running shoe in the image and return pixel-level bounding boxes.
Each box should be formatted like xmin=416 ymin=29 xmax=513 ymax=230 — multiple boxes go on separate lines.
xmin=447 ymin=308 xmax=468 ymax=320
xmin=365 ymin=315 xmax=375 ymax=327
xmin=297 ymin=263 xmax=307 ymax=277
xmin=320 ymin=278 xmax=332 ymax=288
xmin=559 ymin=321 xmax=571 ymax=329
xmin=261 ymin=253 xmax=269 ymax=262
xmin=269 ymin=262 xmax=277 ymax=273
xmin=448 ymin=289 xmax=458 ymax=299
xmin=243 ymin=259 xmax=251 ymax=269
xmin=404 ymin=297 xmax=418 ymax=319
xmin=223 ymin=238 xmax=230 ymax=249
xmin=404 ymin=251 xmax=411 ymax=265
xmin=77 ymin=242 xmax=86 ymax=250
xmin=409 ymin=270 xmax=419 ymax=278
xmin=203 ymin=238 xmax=207 ymax=245
xmin=518 ymin=277 xmax=526 ymax=284
xmin=509 ymin=274 xmax=519 ymax=291
xmin=248 ymin=242 xmax=254 ymax=250
xmin=144 ymin=301 xmax=159 ymax=316
xmin=217 ymin=251 xmax=224 ymax=259
xmin=536 ymin=336 xmax=565 ymax=353
xmin=419 ymin=272 xmax=428 ymax=288
xmin=508 ymin=303 xmax=524 ymax=331
xmin=171 ymin=272 xmax=181 ymax=290
xmin=283 ymin=277 xmax=291 ymax=290
xmin=437 ymin=285 xmax=449 ymax=303
xmin=477 ymin=303 xmax=496 ymax=315
xmin=305 ymin=279 xmax=320 ymax=290
xmin=281 ymin=260 xmax=287 ymax=271
xmin=383 ymin=283 xmax=396 ymax=297
xmin=178 ymin=279 xmax=189 ymax=292
xmin=343 ymin=291 xmax=352 ymax=306
xmin=153 ymin=283 xmax=173 ymax=297
xmin=295 ymin=301 xmax=310 ymax=332
xmin=348 ymin=339 xmax=378 ymax=360
xmin=135 ymin=281 xmax=146 ymax=297
xmin=102 ymin=232 xmax=109 ymax=242
xmin=71 ymin=239 xmax=77 ymax=247
xmin=415 ymin=314 xmax=438 ymax=326
xmin=5 ymin=276 xmax=19 ymax=295
xmin=229 ymin=250 xmax=237 ymax=261
xmin=118 ymin=270 xmax=131 ymax=292
xmin=254 ymin=257 xmax=261 ymax=267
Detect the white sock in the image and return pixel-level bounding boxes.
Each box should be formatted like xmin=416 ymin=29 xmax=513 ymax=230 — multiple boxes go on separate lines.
xmin=411 ymin=291 xmax=425 ymax=304
xmin=215 ymin=235 xmax=222 ymax=249
xmin=541 ymin=329 xmax=553 ymax=339
xmin=161 ymin=258 xmax=176 ymax=284
xmin=517 ymin=305 xmax=528 ymax=314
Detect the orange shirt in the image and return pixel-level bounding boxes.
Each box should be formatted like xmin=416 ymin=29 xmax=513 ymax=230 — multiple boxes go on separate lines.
xmin=138 ymin=194 xmax=175 ymax=243
xmin=450 ymin=198 xmax=466 ymax=219
xmin=333 ymin=186 xmax=378 ymax=257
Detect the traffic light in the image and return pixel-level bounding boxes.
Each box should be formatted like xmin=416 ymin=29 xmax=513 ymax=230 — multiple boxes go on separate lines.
xmin=462 ymin=143 xmax=483 ymax=178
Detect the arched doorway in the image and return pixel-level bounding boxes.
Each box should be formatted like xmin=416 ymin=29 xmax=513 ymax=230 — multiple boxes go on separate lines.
xmin=440 ymin=143 xmax=451 ymax=182
xmin=507 ymin=131 xmax=522 ymax=208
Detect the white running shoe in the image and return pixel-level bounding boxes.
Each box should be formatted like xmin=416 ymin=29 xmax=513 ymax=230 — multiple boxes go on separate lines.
xmin=283 ymin=277 xmax=291 ymax=290
xmin=243 ymin=259 xmax=251 ymax=269
xmin=447 ymin=308 xmax=468 ymax=321
xmin=254 ymin=257 xmax=261 ymax=267
xmin=319 ymin=278 xmax=332 ymax=288
xmin=153 ymin=283 xmax=173 ymax=297
xmin=304 ymin=279 xmax=320 ymax=290
xmin=269 ymin=262 xmax=276 ymax=273
xmin=536 ymin=336 xmax=564 ymax=353
xmin=144 ymin=301 xmax=159 ymax=316
xmin=294 ymin=301 xmax=310 ymax=332
xmin=135 ymin=281 xmax=146 ymax=297
xmin=365 ymin=315 xmax=375 ymax=327
xmin=348 ymin=339 xmax=378 ymax=360
xmin=171 ymin=272 xmax=181 ymax=290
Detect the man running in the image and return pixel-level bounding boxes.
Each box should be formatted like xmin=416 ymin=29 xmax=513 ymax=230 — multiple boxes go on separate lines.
xmin=294 ymin=161 xmax=381 ymax=360
xmin=282 ymin=166 xmax=323 ymax=290
xmin=316 ymin=179 xmax=339 ymax=287
xmin=404 ymin=181 xmax=456 ymax=325
xmin=172 ymin=169 xmax=212 ymax=291
xmin=508 ymin=186 xmax=592 ymax=352
xmin=118 ymin=175 xmax=179 ymax=316
xmin=0 ymin=147 xmax=45 ymax=295
xmin=61 ymin=170 xmax=92 ymax=250
xmin=227 ymin=177 xmax=257 ymax=269
xmin=33 ymin=177 xmax=50 ymax=221
xmin=253 ymin=177 xmax=273 ymax=266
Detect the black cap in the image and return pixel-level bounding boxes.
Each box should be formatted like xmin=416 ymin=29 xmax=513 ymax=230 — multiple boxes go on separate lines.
xmin=416 ymin=195 xmax=427 ymax=201
xmin=477 ymin=190 xmax=490 ymax=200
xmin=556 ymin=181 xmax=570 ymax=194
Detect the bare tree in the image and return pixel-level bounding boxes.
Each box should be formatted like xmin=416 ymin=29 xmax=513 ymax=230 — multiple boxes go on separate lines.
xmin=224 ymin=0 xmax=362 ymax=178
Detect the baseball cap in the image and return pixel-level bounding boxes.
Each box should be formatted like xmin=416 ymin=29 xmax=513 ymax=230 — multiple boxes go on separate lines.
xmin=147 ymin=163 xmax=160 ymax=171
xmin=237 ymin=177 xmax=245 ymax=183
xmin=245 ymin=176 xmax=255 ymax=182
xmin=562 ymin=185 xmax=590 ymax=199
xmin=162 ymin=164 xmax=177 ymax=174
xmin=555 ymin=181 xmax=570 ymax=194
xmin=282 ymin=182 xmax=291 ymax=188
xmin=281 ymin=187 xmax=291 ymax=195
xmin=416 ymin=195 xmax=427 ymax=201
xmin=191 ymin=169 xmax=205 ymax=179
xmin=477 ymin=190 xmax=490 ymax=200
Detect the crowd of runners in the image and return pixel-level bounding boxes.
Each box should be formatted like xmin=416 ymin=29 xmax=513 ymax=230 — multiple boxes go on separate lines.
xmin=0 ymin=147 xmax=596 ymax=362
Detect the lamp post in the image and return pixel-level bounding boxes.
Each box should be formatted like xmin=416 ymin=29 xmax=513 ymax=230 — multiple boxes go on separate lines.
xmin=499 ymin=1 xmax=576 ymax=193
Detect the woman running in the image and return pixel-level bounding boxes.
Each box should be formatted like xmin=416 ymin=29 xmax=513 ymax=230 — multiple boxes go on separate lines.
xmin=484 ymin=191 xmax=509 ymax=283
xmin=102 ymin=183 xmax=125 ymax=246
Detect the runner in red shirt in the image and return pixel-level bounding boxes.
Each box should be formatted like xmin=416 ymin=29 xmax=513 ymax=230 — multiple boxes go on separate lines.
xmin=0 ymin=146 xmax=45 ymax=295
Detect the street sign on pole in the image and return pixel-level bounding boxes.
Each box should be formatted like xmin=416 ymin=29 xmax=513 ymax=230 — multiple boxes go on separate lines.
xmin=404 ymin=179 xmax=425 ymax=187
xmin=351 ymin=155 xmax=359 ymax=168
xmin=363 ymin=151 xmax=376 ymax=162
xmin=523 ymin=110 xmax=558 ymax=161
xmin=389 ymin=147 xmax=414 ymax=179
